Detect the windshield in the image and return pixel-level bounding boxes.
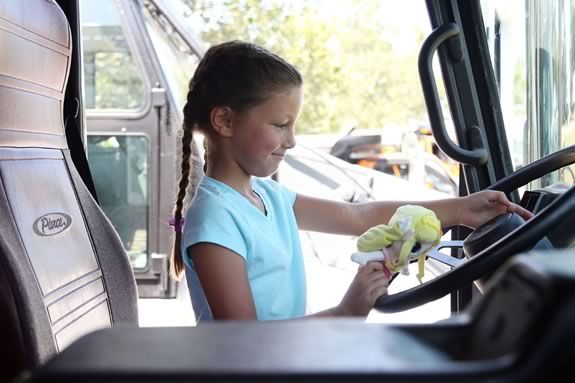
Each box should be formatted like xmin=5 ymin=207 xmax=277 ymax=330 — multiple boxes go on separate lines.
xmin=482 ymin=0 xmax=575 ymax=187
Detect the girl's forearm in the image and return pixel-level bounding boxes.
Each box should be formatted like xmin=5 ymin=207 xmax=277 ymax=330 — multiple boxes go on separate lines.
xmin=303 ymin=306 xmax=347 ymax=318
xmin=351 ymin=198 xmax=462 ymax=235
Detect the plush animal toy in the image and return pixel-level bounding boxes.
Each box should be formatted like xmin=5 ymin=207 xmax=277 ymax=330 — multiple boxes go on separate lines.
xmin=351 ymin=205 xmax=442 ymax=282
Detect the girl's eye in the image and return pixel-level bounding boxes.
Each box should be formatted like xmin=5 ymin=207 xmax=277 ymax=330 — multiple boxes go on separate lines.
xmin=274 ymin=123 xmax=289 ymax=129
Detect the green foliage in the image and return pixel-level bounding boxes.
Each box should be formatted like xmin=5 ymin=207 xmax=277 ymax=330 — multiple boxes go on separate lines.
xmin=93 ymin=52 xmax=145 ymax=110
xmin=182 ymin=0 xmax=427 ymax=134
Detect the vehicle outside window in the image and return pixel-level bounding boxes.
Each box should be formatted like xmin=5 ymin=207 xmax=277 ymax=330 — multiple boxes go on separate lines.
xmin=81 ymin=0 xmax=152 ymax=273
xmin=80 ymin=0 xmax=185 ymax=298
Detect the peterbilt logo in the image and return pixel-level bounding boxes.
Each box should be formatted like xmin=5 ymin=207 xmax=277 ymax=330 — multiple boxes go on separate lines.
xmin=33 ymin=213 xmax=72 ymax=236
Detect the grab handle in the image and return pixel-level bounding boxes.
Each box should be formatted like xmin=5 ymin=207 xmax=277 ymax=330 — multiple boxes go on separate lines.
xmin=419 ymin=23 xmax=488 ymax=166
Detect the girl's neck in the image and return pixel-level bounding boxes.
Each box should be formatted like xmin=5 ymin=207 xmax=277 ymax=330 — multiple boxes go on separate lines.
xmin=206 ymin=160 xmax=254 ymax=197
xmin=204 ymin=139 xmax=260 ymax=198
xmin=207 ymin=166 xmax=265 ymax=214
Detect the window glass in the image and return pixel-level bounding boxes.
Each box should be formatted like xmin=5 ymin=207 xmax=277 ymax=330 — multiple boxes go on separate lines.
xmin=482 ymin=0 xmax=575 ymax=187
xmin=481 ymin=0 xmax=527 ymax=171
xmin=87 ymin=135 xmax=150 ymax=269
xmin=80 ymin=0 xmax=147 ymax=111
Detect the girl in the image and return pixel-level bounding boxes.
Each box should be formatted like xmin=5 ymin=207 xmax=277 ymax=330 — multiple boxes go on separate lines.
xmin=170 ymin=40 xmax=532 ymax=322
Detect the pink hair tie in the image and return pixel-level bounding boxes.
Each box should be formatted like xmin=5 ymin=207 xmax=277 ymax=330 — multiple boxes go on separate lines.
xmin=168 ymin=217 xmax=185 ymax=233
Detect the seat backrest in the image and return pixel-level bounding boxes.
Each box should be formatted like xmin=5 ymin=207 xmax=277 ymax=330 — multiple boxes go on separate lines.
xmin=0 ymin=0 xmax=138 ymax=380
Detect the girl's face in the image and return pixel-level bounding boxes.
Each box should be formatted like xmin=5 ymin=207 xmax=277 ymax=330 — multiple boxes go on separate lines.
xmin=230 ymin=86 xmax=303 ymax=177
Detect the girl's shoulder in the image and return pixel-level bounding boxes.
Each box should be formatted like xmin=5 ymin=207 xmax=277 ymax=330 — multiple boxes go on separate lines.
xmin=252 ymin=177 xmax=286 ymax=197
xmin=184 ymin=189 xmax=250 ymax=237
xmin=253 ymin=177 xmax=296 ymax=205
xmin=187 ymin=177 xmax=237 ymax=214
xmin=252 ymin=177 xmax=281 ymax=191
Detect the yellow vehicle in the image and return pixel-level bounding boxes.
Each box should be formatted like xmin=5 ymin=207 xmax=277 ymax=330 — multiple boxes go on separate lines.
xmin=331 ymin=126 xmax=459 ymax=195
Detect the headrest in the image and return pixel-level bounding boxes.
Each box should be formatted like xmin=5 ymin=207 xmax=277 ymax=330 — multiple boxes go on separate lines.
xmin=0 ymin=0 xmax=71 ymax=148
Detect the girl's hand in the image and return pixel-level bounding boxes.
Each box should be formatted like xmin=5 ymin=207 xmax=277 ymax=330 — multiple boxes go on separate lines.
xmin=337 ymin=261 xmax=389 ymax=317
xmin=458 ymin=190 xmax=534 ymax=229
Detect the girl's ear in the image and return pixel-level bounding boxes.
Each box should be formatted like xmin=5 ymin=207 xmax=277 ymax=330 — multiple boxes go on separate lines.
xmin=210 ymin=106 xmax=234 ymax=137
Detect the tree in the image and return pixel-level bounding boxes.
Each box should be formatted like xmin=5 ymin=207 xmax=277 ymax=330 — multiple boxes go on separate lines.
xmin=182 ymin=0 xmax=428 ymax=134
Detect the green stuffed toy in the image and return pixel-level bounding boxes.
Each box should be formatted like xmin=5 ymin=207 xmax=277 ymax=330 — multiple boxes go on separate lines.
xmin=351 ymin=205 xmax=442 ymax=282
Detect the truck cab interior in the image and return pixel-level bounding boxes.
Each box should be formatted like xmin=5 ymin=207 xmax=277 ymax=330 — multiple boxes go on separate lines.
xmin=1 ymin=0 xmax=574 ymax=382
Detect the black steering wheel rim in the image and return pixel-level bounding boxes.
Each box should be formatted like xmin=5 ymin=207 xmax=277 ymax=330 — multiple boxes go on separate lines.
xmin=375 ymin=146 xmax=575 ymax=313
xmin=488 ymin=145 xmax=575 ymax=194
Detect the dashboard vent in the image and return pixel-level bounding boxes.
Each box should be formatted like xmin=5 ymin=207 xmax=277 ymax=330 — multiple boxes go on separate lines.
xmin=520 ymin=191 xmax=541 ymax=213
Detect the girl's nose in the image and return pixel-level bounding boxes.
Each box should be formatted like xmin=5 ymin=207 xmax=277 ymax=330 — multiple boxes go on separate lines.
xmin=284 ymin=129 xmax=296 ymax=149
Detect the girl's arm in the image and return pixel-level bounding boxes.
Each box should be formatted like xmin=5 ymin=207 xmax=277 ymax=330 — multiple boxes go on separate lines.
xmin=190 ymin=243 xmax=258 ymax=320
xmin=191 ymin=243 xmax=387 ymax=320
xmin=293 ymin=190 xmax=533 ymax=236
xmin=294 ymin=195 xmax=459 ymax=236
xmin=304 ymin=261 xmax=388 ymax=318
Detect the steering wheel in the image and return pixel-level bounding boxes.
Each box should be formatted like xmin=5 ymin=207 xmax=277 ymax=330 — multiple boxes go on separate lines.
xmin=375 ymin=145 xmax=575 ymax=313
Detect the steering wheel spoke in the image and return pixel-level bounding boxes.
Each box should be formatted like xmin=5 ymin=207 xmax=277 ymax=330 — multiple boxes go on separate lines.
xmin=426 ymin=241 xmax=465 ymax=267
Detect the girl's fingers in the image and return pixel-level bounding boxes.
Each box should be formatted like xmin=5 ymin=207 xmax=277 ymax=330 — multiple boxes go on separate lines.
xmin=366 ymin=273 xmax=389 ymax=287
xmin=361 ymin=261 xmax=384 ymax=273
xmin=371 ymin=285 xmax=389 ymax=300
xmin=490 ymin=191 xmax=533 ymax=220
xmin=508 ymin=203 xmax=534 ymax=220
xmin=491 ymin=191 xmax=511 ymax=206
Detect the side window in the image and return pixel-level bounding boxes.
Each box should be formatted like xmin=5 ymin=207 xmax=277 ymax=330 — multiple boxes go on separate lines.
xmin=81 ymin=0 xmax=147 ymax=111
xmin=87 ymin=135 xmax=150 ymax=269
xmin=482 ymin=0 xmax=575 ymax=186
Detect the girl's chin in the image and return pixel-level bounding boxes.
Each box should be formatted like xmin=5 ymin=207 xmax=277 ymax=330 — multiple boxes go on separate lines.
xmin=258 ymin=165 xmax=280 ymax=178
xmin=243 ymin=158 xmax=282 ymax=178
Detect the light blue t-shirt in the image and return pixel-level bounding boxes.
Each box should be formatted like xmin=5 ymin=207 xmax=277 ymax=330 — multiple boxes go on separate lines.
xmin=181 ymin=175 xmax=307 ymax=321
